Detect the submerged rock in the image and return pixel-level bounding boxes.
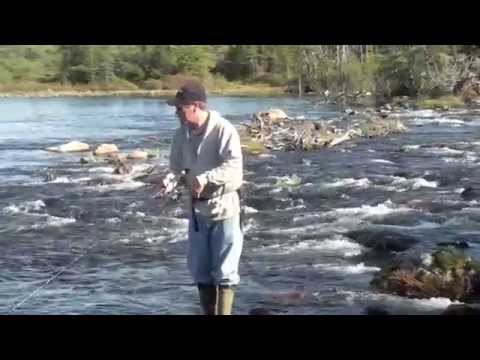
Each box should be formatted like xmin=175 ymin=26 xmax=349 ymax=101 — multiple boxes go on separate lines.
xmin=345 ymin=229 xmax=419 ymax=252
xmin=371 ymin=249 xmax=480 ymax=302
xmin=364 ymin=305 xmax=391 ymax=315
xmin=442 ymin=304 xmax=480 ymax=315
xmin=461 ymin=186 xmax=480 ymax=201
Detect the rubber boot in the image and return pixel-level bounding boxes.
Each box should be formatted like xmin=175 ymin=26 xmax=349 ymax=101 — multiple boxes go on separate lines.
xmin=197 ymin=284 xmax=217 ymax=315
xmin=217 ymin=285 xmax=235 ymax=315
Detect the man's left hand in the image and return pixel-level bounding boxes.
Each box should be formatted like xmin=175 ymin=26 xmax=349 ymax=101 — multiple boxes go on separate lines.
xmin=192 ymin=176 xmax=205 ymax=198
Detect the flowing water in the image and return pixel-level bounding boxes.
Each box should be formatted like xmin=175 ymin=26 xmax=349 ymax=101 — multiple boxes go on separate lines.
xmin=2 ymin=97 xmax=480 ymax=315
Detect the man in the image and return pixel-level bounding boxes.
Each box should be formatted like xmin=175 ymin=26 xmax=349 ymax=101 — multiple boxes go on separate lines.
xmin=162 ymin=80 xmax=243 ymax=315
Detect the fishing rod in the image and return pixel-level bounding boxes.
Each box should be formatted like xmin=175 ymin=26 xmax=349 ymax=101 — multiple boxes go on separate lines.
xmin=9 ymin=241 xmax=98 ymax=313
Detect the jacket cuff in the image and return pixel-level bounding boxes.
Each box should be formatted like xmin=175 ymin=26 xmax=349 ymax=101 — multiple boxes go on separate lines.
xmin=196 ymin=173 xmax=209 ymax=188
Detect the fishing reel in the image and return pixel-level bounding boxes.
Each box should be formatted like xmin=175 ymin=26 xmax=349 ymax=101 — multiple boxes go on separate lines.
xmin=152 ymin=169 xmax=189 ymax=200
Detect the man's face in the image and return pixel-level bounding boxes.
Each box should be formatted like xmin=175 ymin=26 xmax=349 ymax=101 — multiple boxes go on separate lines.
xmin=176 ymin=104 xmax=197 ymax=128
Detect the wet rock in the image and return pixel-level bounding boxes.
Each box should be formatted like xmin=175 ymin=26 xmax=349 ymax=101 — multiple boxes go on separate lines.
xmin=461 ymin=186 xmax=480 ymax=201
xmin=127 ymin=149 xmax=150 ymax=160
xmin=249 ymin=308 xmax=274 ymax=315
xmin=46 ymin=141 xmax=90 ymax=153
xmin=438 ymin=240 xmax=470 ymax=249
xmin=371 ymin=249 xmax=480 ymax=302
xmin=346 ymin=229 xmax=419 ymax=252
xmin=94 ymin=144 xmax=119 ymax=156
xmin=42 ymin=197 xmax=65 ymax=208
xmin=113 ymin=161 xmax=133 ymax=175
xmin=364 ymin=305 xmax=391 ymax=315
xmin=442 ymin=304 xmax=480 ymax=315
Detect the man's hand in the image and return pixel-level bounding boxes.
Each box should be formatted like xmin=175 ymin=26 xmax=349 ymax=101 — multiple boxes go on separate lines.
xmin=153 ymin=173 xmax=177 ymax=198
xmin=191 ymin=176 xmax=205 ymax=199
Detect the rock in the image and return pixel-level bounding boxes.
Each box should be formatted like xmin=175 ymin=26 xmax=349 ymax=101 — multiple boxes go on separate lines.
xmin=80 ymin=157 xmax=89 ymax=164
xmin=113 ymin=160 xmax=133 ymax=175
xmin=46 ymin=141 xmax=90 ymax=153
xmin=94 ymin=144 xmax=119 ymax=156
xmin=345 ymin=108 xmax=356 ymax=115
xmin=364 ymin=305 xmax=390 ymax=315
xmin=257 ymin=108 xmax=289 ymax=123
xmin=438 ymin=240 xmax=470 ymax=249
xmin=442 ymin=304 xmax=480 ymax=315
xmin=346 ymin=229 xmax=419 ymax=252
xmin=384 ymin=104 xmax=392 ymax=111
xmin=461 ymin=186 xmax=480 ymax=201
xmin=371 ymin=249 xmax=480 ymax=302
xmin=127 ymin=150 xmax=149 ymax=160
xmin=249 ymin=308 xmax=274 ymax=315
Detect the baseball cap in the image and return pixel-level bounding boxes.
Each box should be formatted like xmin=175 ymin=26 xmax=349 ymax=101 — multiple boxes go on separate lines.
xmin=166 ymin=80 xmax=207 ymax=106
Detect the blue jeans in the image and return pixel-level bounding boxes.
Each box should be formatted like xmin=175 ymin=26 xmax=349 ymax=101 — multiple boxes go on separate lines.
xmin=187 ymin=212 xmax=243 ymax=286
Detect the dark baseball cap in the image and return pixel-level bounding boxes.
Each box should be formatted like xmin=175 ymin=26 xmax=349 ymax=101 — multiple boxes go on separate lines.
xmin=166 ymin=80 xmax=207 ymax=106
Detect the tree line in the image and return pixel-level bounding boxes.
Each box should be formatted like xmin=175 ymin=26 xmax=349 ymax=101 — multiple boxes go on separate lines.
xmin=0 ymin=45 xmax=479 ymax=98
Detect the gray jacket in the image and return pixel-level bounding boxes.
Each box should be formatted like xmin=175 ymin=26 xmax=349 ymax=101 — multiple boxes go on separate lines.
xmin=169 ymin=110 xmax=243 ymax=220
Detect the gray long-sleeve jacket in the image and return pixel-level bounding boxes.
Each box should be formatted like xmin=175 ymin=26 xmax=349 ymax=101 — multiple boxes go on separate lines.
xmin=169 ymin=110 xmax=243 ymax=220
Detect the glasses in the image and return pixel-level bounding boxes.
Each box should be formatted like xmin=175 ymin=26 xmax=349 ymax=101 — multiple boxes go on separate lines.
xmin=176 ymin=104 xmax=196 ymax=113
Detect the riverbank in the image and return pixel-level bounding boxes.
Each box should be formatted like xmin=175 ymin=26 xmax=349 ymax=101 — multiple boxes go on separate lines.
xmin=0 ymin=82 xmax=286 ymax=98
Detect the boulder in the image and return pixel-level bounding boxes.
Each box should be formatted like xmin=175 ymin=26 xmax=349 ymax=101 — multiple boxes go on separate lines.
xmin=46 ymin=141 xmax=90 ymax=153
xmin=442 ymin=304 xmax=480 ymax=315
xmin=461 ymin=186 xmax=480 ymax=201
xmin=345 ymin=229 xmax=419 ymax=252
xmin=255 ymin=108 xmax=289 ymax=124
xmin=371 ymin=249 xmax=480 ymax=302
xmin=94 ymin=144 xmax=119 ymax=156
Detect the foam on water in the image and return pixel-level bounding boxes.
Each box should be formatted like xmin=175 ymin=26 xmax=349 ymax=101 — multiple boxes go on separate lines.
xmin=47 ymin=176 xmax=92 ymax=184
xmin=423 ymin=146 xmax=465 ymax=155
xmin=411 ymin=117 xmax=466 ymax=126
xmin=83 ymin=180 xmax=146 ymax=192
xmin=322 ymin=178 xmax=371 ymax=188
xmin=1 ymin=200 xmax=46 ymax=215
xmin=339 ymin=290 xmax=463 ymax=313
xmin=382 ymin=176 xmax=438 ymax=191
xmin=88 ymin=167 xmax=114 ymax=174
xmin=406 ymin=109 xmax=439 ymax=118
xmin=31 ymin=215 xmax=76 ymax=229
xmin=243 ymin=206 xmax=259 ymax=214
xmin=371 ymin=159 xmax=395 ymax=165
xmin=333 ymin=199 xmax=413 ymax=218
xmin=253 ymin=235 xmax=365 ymax=257
xmin=403 ymin=144 xmax=421 ymax=151
xmin=313 ymin=262 xmax=380 ymax=274
xmin=105 ymin=217 xmax=122 ymax=224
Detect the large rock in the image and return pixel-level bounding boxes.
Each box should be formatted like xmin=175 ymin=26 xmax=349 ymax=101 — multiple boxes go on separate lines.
xmin=442 ymin=304 xmax=480 ymax=315
xmin=346 ymin=229 xmax=419 ymax=252
xmin=46 ymin=141 xmax=90 ymax=153
xmin=461 ymin=186 xmax=480 ymax=201
xmin=254 ymin=108 xmax=289 ymax=125
xmin=371 ymin=249 xmax=480 ymax=302
xmin=94 ymin=144 xmax=119 ymax=155
xmin=127 ymin=149 xmax=150 ymax=160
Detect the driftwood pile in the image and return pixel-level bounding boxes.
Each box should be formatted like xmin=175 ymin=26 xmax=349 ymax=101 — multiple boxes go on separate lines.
xmin=241 ymin=108 xmax=408 ymax=152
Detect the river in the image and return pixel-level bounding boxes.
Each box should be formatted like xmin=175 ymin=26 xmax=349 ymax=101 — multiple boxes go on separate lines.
xmin=1 ymin=96 xmax=480 ymax=314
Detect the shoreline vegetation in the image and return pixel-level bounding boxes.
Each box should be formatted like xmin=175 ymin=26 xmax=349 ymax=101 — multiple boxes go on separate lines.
xmin=0 ymin=82 xmax=286 ymax=98
xmin=0 ymin=82 xmax=470 ymax=111
xmin=1 ymin=45 xmax=480 ymax=107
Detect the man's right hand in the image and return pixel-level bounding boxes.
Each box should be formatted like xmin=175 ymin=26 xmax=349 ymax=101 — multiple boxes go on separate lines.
xmin=153 ymin=173 xmax=177 ymax=198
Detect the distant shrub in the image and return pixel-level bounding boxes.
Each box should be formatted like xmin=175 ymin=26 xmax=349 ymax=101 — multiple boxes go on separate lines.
xmin=417 ymin=95 xmax=465 ymax=109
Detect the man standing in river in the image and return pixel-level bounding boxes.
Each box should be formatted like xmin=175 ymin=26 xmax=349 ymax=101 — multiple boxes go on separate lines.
xmin=160 ymin=80 xmax=244 ymax=315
